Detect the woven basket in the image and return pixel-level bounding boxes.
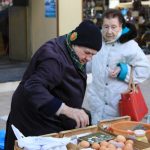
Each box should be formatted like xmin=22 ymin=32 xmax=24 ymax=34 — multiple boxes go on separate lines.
xmin=110 ymin=121 xmax=150 ymax=136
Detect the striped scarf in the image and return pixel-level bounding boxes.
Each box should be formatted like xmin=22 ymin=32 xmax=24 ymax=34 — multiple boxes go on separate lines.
xmin=66 ymin=33 xmax=85 ymax=72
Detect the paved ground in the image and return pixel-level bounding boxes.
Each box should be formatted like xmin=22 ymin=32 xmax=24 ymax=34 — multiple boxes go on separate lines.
xmin=0 ymin=56 xmax=28 ymax=82
xmin=0 ymin=55 xmax=150 ymax=130
xmin=0 ymin=91 xmax=13 ymax=129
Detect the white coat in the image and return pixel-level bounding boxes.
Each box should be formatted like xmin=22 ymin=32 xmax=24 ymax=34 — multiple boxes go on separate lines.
xmin=84 ymin=39 xmax=150 ymax=125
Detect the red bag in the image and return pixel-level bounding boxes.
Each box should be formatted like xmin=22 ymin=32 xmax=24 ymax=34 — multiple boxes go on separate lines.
xmin=119 ymin=67 xmax=148 ymax=121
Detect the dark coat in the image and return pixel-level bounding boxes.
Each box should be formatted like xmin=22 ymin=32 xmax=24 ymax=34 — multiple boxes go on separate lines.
xmin=5 ymin=35 xmax=87 ymax=150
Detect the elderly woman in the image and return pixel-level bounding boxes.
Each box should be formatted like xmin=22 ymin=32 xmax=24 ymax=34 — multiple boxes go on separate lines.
xmin=5 ymin=20 xmax=102 ymax=150
xmin=84 ymin=9 xmax=150 ymax=125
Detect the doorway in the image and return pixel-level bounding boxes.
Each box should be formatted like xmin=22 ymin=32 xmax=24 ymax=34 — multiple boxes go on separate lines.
xmin=0 ymin=8 xmax=9 ymax=57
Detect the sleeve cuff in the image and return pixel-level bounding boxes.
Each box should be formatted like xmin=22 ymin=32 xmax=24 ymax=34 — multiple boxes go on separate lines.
xmin=56 ymin=103 xmax=65 ymax=116
xmin=117 ymin=63 xmax=128 ymax=81
xmin=39 ymin=97 xmax=62 ymax=116
xmin=122 ymin=27 xmax=130 ymax=35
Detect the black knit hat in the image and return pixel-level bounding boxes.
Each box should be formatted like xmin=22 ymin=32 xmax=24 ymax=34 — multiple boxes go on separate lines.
xmin=69 ymin=20 xmax=102 ymax=51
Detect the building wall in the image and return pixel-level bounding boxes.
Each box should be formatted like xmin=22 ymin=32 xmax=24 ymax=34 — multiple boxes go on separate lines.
xmin=9 ymin=7 xmax=28 ymax=60
xmin=58 ymin=0 xmax=82 ymax=35
xmin=9 ymin=0 xmax=82 ymax=61
xmin=29 ymin=0 xmax=57 ymax=57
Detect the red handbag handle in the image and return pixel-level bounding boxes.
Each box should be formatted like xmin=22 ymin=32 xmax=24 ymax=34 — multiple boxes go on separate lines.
xmin=128 ymin=66 xmax=137 ymax=92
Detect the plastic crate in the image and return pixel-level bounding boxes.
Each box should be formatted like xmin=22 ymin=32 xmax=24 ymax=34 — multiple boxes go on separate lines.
xmin=110 ymin=121 xmax=150 ymax=136
xmin=0 ymin=130 xmax=5 ymax=150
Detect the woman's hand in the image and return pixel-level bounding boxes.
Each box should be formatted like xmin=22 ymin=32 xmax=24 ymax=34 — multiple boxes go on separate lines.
xmin=109 ymin=66 xmax=121 ymax=78
xmin=60 ymin=104 xmax=89 ymax=128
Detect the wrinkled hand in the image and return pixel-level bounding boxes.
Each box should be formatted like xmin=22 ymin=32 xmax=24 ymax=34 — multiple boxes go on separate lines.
xmin=109 ymin=66 xmax=121 ymax=78
xmin=60 ymin=104 xmax=89 ymax=128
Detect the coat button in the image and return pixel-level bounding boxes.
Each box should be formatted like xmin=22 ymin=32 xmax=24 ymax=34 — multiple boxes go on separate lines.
xmin=107 ymin=64 xmax=109 ymax=67
xmin=106 ymin=83 xmax=108 ymax=86
xmin=105 ymin=102 xmax=108 ymax=105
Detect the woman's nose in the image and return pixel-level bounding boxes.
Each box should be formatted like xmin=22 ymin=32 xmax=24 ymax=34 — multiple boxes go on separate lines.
xmin=86 ymin=55 xmax=92 ymax=61
xmin=107 ymin=27 xmax=113 ymax=33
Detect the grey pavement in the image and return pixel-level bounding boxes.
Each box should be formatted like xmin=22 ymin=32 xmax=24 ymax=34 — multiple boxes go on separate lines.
xmin=0 ymin=56 xmax=28 ymax=83
xmin=0 ymin=55 xmax=150 ymax=130
xmin=0 ymin=91 xmax=13 ymax=129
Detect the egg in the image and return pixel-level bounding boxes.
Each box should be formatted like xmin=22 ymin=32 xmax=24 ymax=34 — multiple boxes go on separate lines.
xmin=100 ymin=141 xmax=109 ymax=147
xmin=116 ymin=135 xmax=126 ymax=143
xmin=123 ymin=143 xmax=133 ymax=150
xmin=108 ymin=140 xmax=118 ymax=146
xmin=79 ymin=140 xmax=90 ymax=148
xmin=100 ymin=145 xmax=107 ymax=150
xmin=116 ymin=148 xmax=122 ymax=150
xmin=115 ymin=142 xmax=125 ymax=148
xmin=107 ymin=143 xmax=116 ymax=149
xmin=107 ymin=147 xmax=116 ymax=150
xmin=91 ymin=142 xmax=100 ymax=150
xmin=125 ymin=140 xmax=134 ymax=145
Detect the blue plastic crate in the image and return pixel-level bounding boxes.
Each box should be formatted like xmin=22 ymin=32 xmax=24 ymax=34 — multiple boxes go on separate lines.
xmin=0 ymin=130 xmax=6 ymax=150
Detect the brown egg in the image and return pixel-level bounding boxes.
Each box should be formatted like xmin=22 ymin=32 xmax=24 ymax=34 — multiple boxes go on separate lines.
xmin=116 ymin=135 xmax=126 ymax=143
xmin=91 ymin=142 xmax=100 ymax=150
xmin=107 ymin=147 xmax=116 ymax=150
xmin=116 ymin=148 xmax=122 ymax=150
xmin=100 ymin=145 xmax=107 ymax=150
xmin=100 ymin=141 xmax=109 ymax=147
xmin=116 ymin=142 xmax=125 ymax=148
xmin=125 ymin=140 xmax=134 ymax=145
xmin=107 ymin=143 xmax=116 ymax=149
xmin=108 ymin=140 xmax=118 ymax=147
xmin=123 ymin=143 xmax=133 ymax=150
xmin=79 ymin=140 xmax=90 ymax=148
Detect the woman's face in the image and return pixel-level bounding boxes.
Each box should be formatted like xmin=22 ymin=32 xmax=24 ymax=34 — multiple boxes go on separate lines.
xmin=73 ymin=45 xmax=97 ymax=64
xmin=102 ymin=17 xmax=122 ymax=42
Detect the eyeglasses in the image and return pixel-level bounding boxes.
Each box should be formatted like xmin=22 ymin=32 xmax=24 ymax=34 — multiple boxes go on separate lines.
xmin=102 ymin=25 xmax=119 ymax=32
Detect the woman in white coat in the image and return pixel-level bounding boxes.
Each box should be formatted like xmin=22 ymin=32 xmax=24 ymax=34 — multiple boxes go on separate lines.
xmin=84 ymin=9 xmax=150 ymax=125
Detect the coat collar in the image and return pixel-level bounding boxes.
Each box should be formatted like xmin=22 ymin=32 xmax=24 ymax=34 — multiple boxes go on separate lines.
xmin=55 ymin=35 xmax=67 ymax=51
xmin=55 ymin=35 xmax=73 ymax=64
xmin=55 ymin=35 xmax=87 ymax=78
xmin=119 ymin=23 xmax=137 ymax=43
